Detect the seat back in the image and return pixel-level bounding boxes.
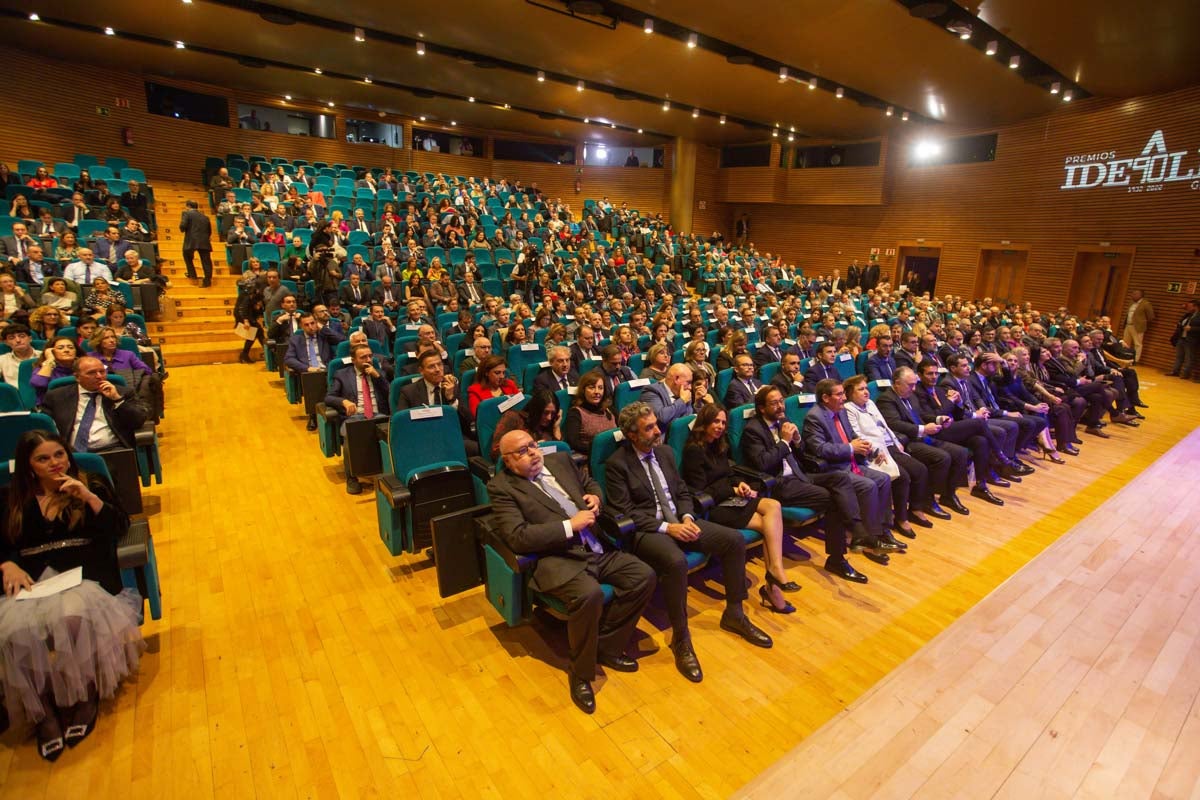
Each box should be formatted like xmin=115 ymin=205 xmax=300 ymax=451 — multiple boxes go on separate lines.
xmin=834 ymin=352 xmax=857 ymax=380
xmin=505 ymin=343 xmax=546 ymax=377
xmin=614 ymin=378 xmax=651 ymax=413
xmin=0 ymin=411 xmax=57 ymax=462
xmin=387 ymin=374 xmax=421 ymax=411
xmin=715 ymin=368 xmax=734 ymax=405
xmin=385 ymin=406 xmax=467 ymax=483
xmin=588 ymin=428 xmax=624 ymax=495
xmin=0 ymin=383 xmax=22 ymax=412
xmin=784 ymin=393 xmax=816 ymax=430
xmin=476 ymin=393 xmax=527 ymax=458
xmin=666 ymin=414 xmax=695 ymax=468
xmin=726 ymin=404 xmax=757 ymax=463
xmin=760 ymin=361 xmax=781 ymax=384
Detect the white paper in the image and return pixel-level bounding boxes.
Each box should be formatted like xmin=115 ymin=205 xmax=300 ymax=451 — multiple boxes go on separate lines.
xmin=15 ymin=567 xmax=82 ymax=601
xmin=837 ymin=353 xmax=852 ymax=362
xmin=498 ymin=392 xmax=525 ymax=412
xmin=520 ymin=343 xmax=540 ymax=351
xmin=628 ymin=378 xmax=651 ymax=388
xmin=410 ymin=406 xmax=443 ymax=419
xmin=798 ymin=393 xmax=817 ymax=404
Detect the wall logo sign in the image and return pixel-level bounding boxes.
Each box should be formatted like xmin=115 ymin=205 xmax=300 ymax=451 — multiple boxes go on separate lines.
xmin=1060 ymin=130 xmax=1199 ymax=193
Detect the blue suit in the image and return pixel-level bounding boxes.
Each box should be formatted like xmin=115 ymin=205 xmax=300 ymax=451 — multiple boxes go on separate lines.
xmin=801 ymin=360 xmax=841 ymax=393
xmin=324 ymin=365 xmax=390 ymax=420
xmin=639 ymin=381 xmax=692 ymax=429
xmin=801 ymin=404 xmax=892 ymax=532
xmin=864 ymin=353 xmax=896 ymax=382
xmin=283 ymin=326 xmax=344 ymax=373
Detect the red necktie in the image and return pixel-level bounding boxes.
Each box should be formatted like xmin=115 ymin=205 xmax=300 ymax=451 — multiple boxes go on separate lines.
xmin=360 ymin=374 xmax=374 ymax=417
xmin=833 ymin=414 xmax=862 ymax=475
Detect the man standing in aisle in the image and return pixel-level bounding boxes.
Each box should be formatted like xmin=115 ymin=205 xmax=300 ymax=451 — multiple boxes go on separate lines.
xmin=1122 ymin=289 xmax=1154 ymax=364
xmin=179 ymin=199 xmax=214 ymax=288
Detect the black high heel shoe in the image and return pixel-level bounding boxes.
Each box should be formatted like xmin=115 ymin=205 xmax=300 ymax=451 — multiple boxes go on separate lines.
xmin=35 ymin=714 xmax=64 ymax=763
xmin=759 ymin=585 xmax=796 ymax=614
xmin=1039 ymin=445 xmax=1065 ymax=464
xmin=64 ymin=695 xmax=98 ymax=748
xmin=765 ymin=572 xmax=801 ymax=593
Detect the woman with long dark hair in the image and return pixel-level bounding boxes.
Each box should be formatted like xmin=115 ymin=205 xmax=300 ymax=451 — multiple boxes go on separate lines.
xmin=0 ymin=430 xmax=144 ymax=761
xmin=563 ymin=370 xmax=616 ymax=456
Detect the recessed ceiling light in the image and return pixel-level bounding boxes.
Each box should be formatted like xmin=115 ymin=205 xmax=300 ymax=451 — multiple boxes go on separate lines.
xmin=450 ymin=121 xmax=457 ymax=126
xmin=314 ymin=67 xmax=322 ymax=74
xmin=327 ymin=101 xmax=334 ymax=107
xmin=719 ymin=115 xmax=726 ymax=124
xmin=687 ymin=33 xmax=698 ymax=48
xmin=284 ymin=94 xmax=292 ymax=100
xmin=175 ymin=40 xmax=185 ymax=48
xmin=778 ymin=67 xmax=788 ymax=82
xmin=960 ymin=31 xmax=971 ymax=40
xmin=354 ymin=27 xmax=365 ymax=42
xmin=835 ymin=87 xmax=844 ymax=98
xmin=808 ymin=77 xmax=817 ymax=90
xmin=787 ymin=134 xmax=794 ymax=142
xmin=692 ymin=108 xmax=700 ymax=118
xmin=643 ymin=18 xmax=653 ymax=34
xmin=503 ymin=103 xmax=510 ymax=109
xmin=468 ymin=96 xmax=475 ymax=102
xmin=1062 ymin=90 xmax=1074 ymax=102
xmin=104 ymin=26 xmax=115 ymax=35
xmin=28 ymin=12 xmax=39 ymax=20
xmin=637 ymin=128 xmax=643 ymax=133
xmin=1009 ymin=55 xmax=1020 ymax=69
xmin=901 ymin=111 xmax=910 ymax=121
xmin=610 ymin=123 xmax=616 ymax=129
xmin=662 ymin=100 xmax=670 ymax=111
xmin=886 ymin=105 xmax=893 ymax=116
xmin=419 ymin=115 xmax=426 ymax=121
xmin=182 ymin=0 xmax=192 ymax=4
xmin=985 ymin=40 xmax=998 ymax=55
xmin=583 ymin=118 xmax=590 ymax=123
xmin=772 ymin=129 xmax=779 ymax=137
xmin=416 ymin=42 xmax=425 ymax=55
xmin=536 ymin=70 xmax=545 ymax=82
xmin=789 ymin=125 xmax=795 ymax=132
xmin=364 ymin=77 xmax=372 ymax=84
xmin=1050 ymin=81 xmax=1061 ymax=94
xmin=576 ymin=80 xmax=584 ymax=92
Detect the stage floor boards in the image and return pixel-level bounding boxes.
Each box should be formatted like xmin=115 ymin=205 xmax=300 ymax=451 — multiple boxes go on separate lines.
xmin=1 ymin=363 xmax=1196 ymax=799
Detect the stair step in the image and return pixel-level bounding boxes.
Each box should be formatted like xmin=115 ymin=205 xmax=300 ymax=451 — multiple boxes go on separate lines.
xmin=167 ymin=295 xmax=237 ymax=309
xmin=159 ymin=342 xmax=247 ymax=367
xmin=154 ymin=329 xmax=243 ymax=346
xmin=150 ymin=316 xmax=231 ymax=333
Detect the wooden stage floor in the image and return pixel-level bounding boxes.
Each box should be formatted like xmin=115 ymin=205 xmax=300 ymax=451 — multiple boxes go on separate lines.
xmin=0 ymin=363 xmax=1196 ymax=799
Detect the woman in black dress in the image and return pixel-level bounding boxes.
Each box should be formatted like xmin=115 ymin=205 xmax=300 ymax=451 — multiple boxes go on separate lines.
xmin=681 ymin=403 xmax=797 ymax=613
xmin=0 ymin=431 xmax=144 ymax=761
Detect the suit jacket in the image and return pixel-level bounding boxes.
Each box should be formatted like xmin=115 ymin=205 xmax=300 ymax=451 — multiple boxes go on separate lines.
xmin=939 ymin=373 xmax=986 ymax=414
xmin=603 ymin=442 xmax=696 ymax=542
xmin=723 ymin=376 xmax=762 ymax=408
xmin=861 ymin=263 xmax=880 ymax=291
xmin=640 ymin=381 xmax=691 ymax=428
xmin=893 ymin=348 xmax=921 ymax=372
xmin=371 ymin=284 xmax=402 ymax=307
xmin=913 ymin=382 xmax=960 ymax=421
xmin=339 ymin=282 xmax=369 ymax=308
xmin=324 ymin=365 xmax=391 ymax=418
xmin=0 ymin=234 xmax=36 ymax=261
xmin=1127 ymin=299 xmax=1154 ymax=333
xmin=395 ymin=377 xmax=455 ymax=410
xmin=457 ymin=282 xmax=487 ymax=306
xmin=42 ymin=383 xmax=147 ymax=451
xmin=801 ymin=361 xmax=840 ymax=393
xmin=752 ymin=344 xmax=784 ymax=370
xmin=569 ymin=342 xmax=598 ymax=372
xmin=863 ymin=353 xmax=896 ymax=382
xmin=533 ymin=366 xmax=578 ymax=395
xmin=120 ymin=191 xmax=150 ymax=223
xmin=487 ymin=453 xmax=604 ymax=592
xmin=283 ymin=327 xmax=344 ymax=372
xmin=32 ymin=219 xmax=67 ymax=239
xmin=741 ymin=415 xmax=805 ymax=478
xmin=875 ymin=389 xmax=925 ymax=444
xmin=360 ymin=318 xmax=395 ymax=349
xmin=15 ymin=259 xmax=60 ymax=285
xmin=769 ymin=371 xmax=804 ymax=399
xmin=801 ymin=404 xmax=867 ymax=473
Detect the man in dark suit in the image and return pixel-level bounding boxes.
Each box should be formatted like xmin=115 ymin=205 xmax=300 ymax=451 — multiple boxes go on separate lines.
xmin=42 ymin=356 xmax=148 ymax=453
xmin=846 ymin=260 xmax=861 ymax=291
xmin=802 ymin=379 xmax=904 ymax=553
xmin=349 ymin=209 xmax=375 ymax=237
xmin=969 ymin=352 xmax=1045 ymax=454
xmin=32 ymin=208 xmax=67 ymax=242
xmin=268 ymin=295 xmax=303 ymax=341
xmin=802 ymin=342 xmax=841 ymax=392
xmin=360 ymin=305 xmax=397 ymax=352
xmin=864 ymin=335 xmax=897 ymax=382
xmin=569 ymin=325 xmax=599 ymax=373
xmin=92 ymin=226 xmax=130 ymax=266
xmin=860 ymin=260 xmax=880 ymax=292
xmin=489 ymin=430 xmax=655 ymax=714
xmin=1087 ymin=329 xmax=1145 ymax=411
xmin=597 ymin=345 xmax=635 ymax=402
xmin=604 ymin=402 xmax=771 ymax=684
xmin=284 ymin=313 xmax=345 ymax=430
xmin=457 ymin=272 xmax=487 ymax=307
xmin=740 ymin=386 xmax=874 ymax=583
xmin=640 ymin=364 xmax=694 ymax=429
xmin=893 ymin=332 xmax=922 ymax=373
xmin=876 ymin=367 xmax=967 ymax=515
xmin=120 ymin=180 xmax=151 ymax=225
xmin=533 ymin=346 xmax=578 ymax=394
xmin=371 ymin=276 xmax=402 ymax=313
xmin=325 ymin=344 xmax=391 ymax=494
xmin=723 ymin=353 xmax=763 ymax=408
xmin=179 ymin=200 xmax=214 ymax=287
xmin=0 ymin=222 xmax=38 ymax=266
xmin=752 ymin=326 xmax=786 ymax=370
xmin=15 ymin=243 xmax=60 ymax=292
xmin=940 ymin=354 xmax=1024 ymax=466
xmin=338 ymin=273 xmax=369 ymax=316
xmin=395 ymin=349 xmax=460 ymax=412
xmin=769 ymin=352 xmax=805 ymax=399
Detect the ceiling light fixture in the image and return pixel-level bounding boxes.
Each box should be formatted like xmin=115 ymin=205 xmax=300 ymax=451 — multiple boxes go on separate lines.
xmin=1050 ymin=81 xmax=1061 ymax=94
xmin=175 ymin=40 xmax=185 ymax=48
xmin=314 ymin=67 xmax=322 ymax=74
xmin=182 ymin=0 xmax=192 ymax=3
xmin=610 ymin=123 xmax=616 ymax=129
xmin=1009 ymin=55 xmax=1020 ymax=69
xmin=913 ymin=139 xmax=942 ymax=160
xmin=835 ymin=87 xmax=844 ymax=98
xmin=419 ymin=115 xmax=426 ymax=121
xmin=450 ymin=121 xmax=457 ymax=126
xmin=808 ymin=77 xmax=817 ymax=90
xmin=637 ymin=128 xmax=643 ymax=133
xmin=772 ymin=129 xmax=778 ymax=137
xmin=643 ymin=18 xmax=653 ymax=34
xmin=468 ymin=96 xmax=475 ymax=102
xmin=985 ymin=40 xmax=998 ymax=56
xmin=536 ymin=70 xmax=545 ymax=82
xmin=787 ymin=134 xmax=794 ymax=142
xmin=104 ymin=26 xmax=115 ymax=35
xmin=886 ymin=105 xmax=894 ymax=116
xmin=789 ymin=125 xmax=795 ymax=132
xmin=959 ymin=29 xmax=971 ymax=40
xmin=28 ymin=12 xmax=39 ymax=20
xmin=662 ymin=100 xmax=670 ymax=111
xmin=364 ymin=76 xmax=372 ymax=84
xmin=901 ymin=111 xmax=910 ymax=121
xmin=503 ymin=103 xmax=510 ymax=109
xmin=583 ymin=117 xmax=590 ymax=123
xmin=354 ymin=27 xmax=365 ymax=42
xmin=719 ymin=115 xmax=726 ymax=124
xmin=687 ymin=33 xmax=698 ymax=48
xmin=283 ymin=94 xmax=291 ymax=100
xmin=576 ymin=80 xmax=585 ymax=92
xmin=1062 ymin=90 xmax=1074 ymax=102
xmin=327 ymin=101 xmax=334 ymax=107
xmin=692 ymin=108 xmax=700 ymax=118
xmin=416 ymin=42 xmax=425 ymax=55
xmin=778 ymin=67 xmax=788 ymax=82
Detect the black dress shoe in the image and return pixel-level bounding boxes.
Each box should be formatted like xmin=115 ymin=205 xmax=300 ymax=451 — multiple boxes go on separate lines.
xmin=990 ymin=473 xmax=1012 ymax=488
xmin=720 ymin=612 xmax=773 ymax=649
xmin=908 ymin=514 xmax=935 ymax=528
xmin=1059 ymin=445 xmax=1080 ymax=456
xmin=346 ymin=475 xmax=362 ymax=495
xmin=1072 ymin=436 xmax=1083 ymax=444
xmin=598 ymin=653 xmax=638 ymax=673
xmin=569 ymin=675 xmax=595 ymax=714
xmin=863 ymin=551 xmax=891 ymax=565
xmin=893 ymin=523 xmax=917 ymax=539
xmin=1013 ymin=460 xmax=1036 ymax=475
xmin=1135 ymin=401 xmax=1149 ymax=409
xmin=1128 ymin=410 xmax=1145 ymax=420
xmin=849 ymin=535 xmax=880 ymax=553
xmin=1085 ymin=426 xmax=1110 ymax=438
xmin=306 ymin=414 xmax=318 ymax=431
xmin=879 ymin=531 xmax=908 ymax=550
xmin=824 ymin=557 xmax=868 ymax=584
xmin=925 ymin=503 xmax=952 ymax=521
xmin=940 ymin=495 xmax=970 ymax=515
xmin=971 ymin=485 xmax=1005 ymax=506
xmin=672 ymin=639 xmax=703 ymax=683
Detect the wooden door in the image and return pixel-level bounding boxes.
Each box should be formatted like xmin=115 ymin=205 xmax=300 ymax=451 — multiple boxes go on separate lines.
xmin=976 ymin=248 xmax=1029 ymax=304
xmin=1068 ymin=251 xmax=1132 ymax=318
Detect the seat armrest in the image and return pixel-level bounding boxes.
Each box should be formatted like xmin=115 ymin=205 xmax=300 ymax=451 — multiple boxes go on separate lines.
xmin=694 ymin=492 xmax=715 ymax=514
xmin=117 ymin=518 xmax=150 ymax=569
xmin=732 ymin=465 xmax=776 ymax=493
xmin=134 ymin=423 xmax=156 ymax=448
xmin=317 ymin=402 xmax=340 ymax=422
xmin=596 ymin=513 xmax=635 ymax=549
xmin=570 ymin=452 xmax=588 ymax=471
xmin=376 ymin=473 xmax=411 ymax=510
xmin=482 ymin=529 xmax=538 ymax=574
xmin=468 ymin=455 xmax=496 ymax=484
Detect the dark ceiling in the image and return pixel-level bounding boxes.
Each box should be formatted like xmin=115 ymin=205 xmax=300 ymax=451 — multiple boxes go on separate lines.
xmin=3 ymin=0 xmax=1197 ymax=147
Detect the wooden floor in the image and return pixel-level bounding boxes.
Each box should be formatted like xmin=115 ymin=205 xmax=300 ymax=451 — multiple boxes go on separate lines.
xmin=739 ymin=420 xmax=1200 ymax=800
xmin=0 ymin=364 xmax=1196 ymax=799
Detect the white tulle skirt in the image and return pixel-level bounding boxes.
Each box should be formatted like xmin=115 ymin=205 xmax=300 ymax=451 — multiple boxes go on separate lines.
xmin=0 ymin=568 xmax=144 ymax=724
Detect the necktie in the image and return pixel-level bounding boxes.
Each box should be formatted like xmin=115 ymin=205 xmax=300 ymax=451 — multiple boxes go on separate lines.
xmin=74 ymin=392 xmax=99 ymax=453
xmin=428 ymin=383 xmax=437 ymax=406
xmin=643 ymin=453 xmax=679 ymax=523
xmin=959 ymin=379 xmax=974 ymax=412
xmin=559 ymin=377 xmax=567 ymax=391
xmin=360 ymin=374 xmax=374 ymax=418
xmin=307 ymin=336 xmax=321 ymax=368
xmin=536 ymin=472 xmax=602 ymax=553
xmin=85 ymin=265 xmax=92 ymax=284
xmin=978 ymin=376 xmax=997 ymax=409
xmin=903 ymin=397 xmax=934 ymax=444
xmin=833 ymin=414 xmax=862 ymax=475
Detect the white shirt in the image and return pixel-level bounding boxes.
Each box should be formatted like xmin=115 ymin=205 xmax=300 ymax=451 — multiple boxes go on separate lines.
xmin=846 ymin=400 xmax=900 ymax=451
xmin=74 ymin=389 xmax=120 ymax=451
xmin=0 ymin=349 xmax=39 ymax=386
xmin=63 ymin=261 xmax=113 ymax=285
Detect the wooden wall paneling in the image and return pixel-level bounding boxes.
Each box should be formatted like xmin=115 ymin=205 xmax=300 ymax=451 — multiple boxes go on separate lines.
xmin=782 ymin=165 xmax=887 ymax=205
xmin=975 ymin=244 xmax=1031 ymax=304
xmin=691 ymin=144 xmax=729 ymax=236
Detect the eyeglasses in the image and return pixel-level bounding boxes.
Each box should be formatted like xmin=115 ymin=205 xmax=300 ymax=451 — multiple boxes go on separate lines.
xmin=502 ymin=443 xmax=541 ymax=459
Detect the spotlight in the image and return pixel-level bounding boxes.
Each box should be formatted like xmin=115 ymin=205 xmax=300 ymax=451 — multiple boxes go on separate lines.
xmin=314 ymin=67 xmax=322 ymax=74
xmin=901 ymin=111 xmax=910 ymax=121
xmin=364 ymin=77 xmax=372 ymax=84
xmin=687 ymin=33 xmax=698 ymax=48
xmin=643 ymin=18 xmax=653 ymax=34
xmin=691 ymin=108 xmax=699 ymax=118
xmin=913 ymin=140 xmax=942 ymax=159
xmin=662 ymin=100 xmax=670 ymax=111
xmin=1050 ymin=81 xmax=1061 ymax=94
xmin=1009 ymin=55 xmax=1020 ymax=69
xmin=719 ymin=115 xmax=726 ymax=124
xmin=779 ymin=67 xmax=788 ymax=82
xmin=577 ymin=80 xmax=584 ymax=92
xmin=772 ymin=128 xmax=779 ymax=137
xmin=175 ymin=40 xmax=185 ymax=48
xmin=450 ymin=121 xmax=456 ymax=126
xmin=787 ymin=134 xmax=794 ymax=142
xmin=584 ymin=118 xmax=590 ymax=123
xmin=327 ymin=101 xmax=335 ymax=107
xmin=835 ymin=87 xmax=844 ymax=98
xmin=808 ymin=77 xmax=817 ymax=90
xmin=537 ymin=70 xmax=545 ymax=82
xmin=419 ymin=115 xmax=426 ymax=121
xmin=468 ymin=96 xmax=475 ymax=102
xmin=886 ymin=105 xmax=894 ymax=116
xmin=104 ymin=26 xmax=115 ymax=35
xmin=637 ymin=128 xmax=643 ymax=133
xmin=354 ymin=27 xmax=365 ymax=42
xmin=985 ymin=40 xmax=998 ymax=55
xmin=283 ymin=94 xmax=292 ymax=100
xmin=1063 ymin=90 xmax=1074 ymax=102
xmin=503 ymin=103 xmax=510 ymax=109
xmin=610 ymin=123 xmax=616 ymax=129
xmin=959 ymin=30 xmax=971 ymax=40
xmin=29 ymin=12 xmax=39 ymax=21
xmin=416 ymin=42 xmax=425 ymax=55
